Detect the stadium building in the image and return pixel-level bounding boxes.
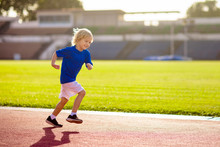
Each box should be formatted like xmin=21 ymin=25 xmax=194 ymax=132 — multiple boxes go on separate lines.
xmin=0 ymin=9 xmax=220 ymax=60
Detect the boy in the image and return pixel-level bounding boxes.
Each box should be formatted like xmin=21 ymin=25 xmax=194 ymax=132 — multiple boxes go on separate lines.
xmin=46 ymin=28 xmax=93 ymax=127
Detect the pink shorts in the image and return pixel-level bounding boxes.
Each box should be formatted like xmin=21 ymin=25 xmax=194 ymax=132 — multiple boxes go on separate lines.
xmin=59 ymin=81 xmax=84 ymax=100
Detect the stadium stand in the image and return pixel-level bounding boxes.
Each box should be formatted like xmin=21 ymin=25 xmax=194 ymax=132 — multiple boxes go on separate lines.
xmin=0 ymin=18 xmax=219 ymax=60
xmin=68 ymin=40 xmax=220 ymax=60
xmin=89 ymin=41 xmax=127 ymax=60
xmin=116 ymin=41 xmax=141 ymax=59
xmin=127 ymin=41 xmax=170 ymax=60
xmin=176 ymin=41 xmax=220 ymax=60
xmin=0 ymin=24 xmax=71 ymax=60
xmin=0 ymin=42 xmax=51 ymax=59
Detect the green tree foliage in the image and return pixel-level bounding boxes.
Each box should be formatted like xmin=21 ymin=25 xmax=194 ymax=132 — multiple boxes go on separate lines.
xmin=37 ymin=0 xmax=83 ymax=10
xmin=0 ymin=0 xmax=83 ymax=21
xmin=0 ymin=0 xmax=37 ymax=20
xmin=187 ymin=0 xmax=220 ymax=18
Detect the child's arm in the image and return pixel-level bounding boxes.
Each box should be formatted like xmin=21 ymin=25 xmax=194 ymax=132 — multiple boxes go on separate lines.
xmin=86 ymin=63 xmax=93 ymax=70
xmin=51 ymin=52 xmax=60 ymax=69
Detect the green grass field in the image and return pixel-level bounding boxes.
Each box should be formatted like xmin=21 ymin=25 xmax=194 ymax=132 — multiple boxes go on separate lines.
xmin=0 ymin=60 xmax=219 ymax=116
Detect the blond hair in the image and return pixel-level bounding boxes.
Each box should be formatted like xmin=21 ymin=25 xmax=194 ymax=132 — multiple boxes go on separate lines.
xmin=71 ymin=28 xmax=93 ymax=46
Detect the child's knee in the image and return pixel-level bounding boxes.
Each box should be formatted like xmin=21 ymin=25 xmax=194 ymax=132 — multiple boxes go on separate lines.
xmin=79 ymin=90 xmax=86 ymax=96
xmin=60 ymin=97 xmax=68 ymax=104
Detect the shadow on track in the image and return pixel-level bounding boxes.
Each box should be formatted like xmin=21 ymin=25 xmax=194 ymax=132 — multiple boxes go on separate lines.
xmin=30 ymin=127 xmax=79 ymax=147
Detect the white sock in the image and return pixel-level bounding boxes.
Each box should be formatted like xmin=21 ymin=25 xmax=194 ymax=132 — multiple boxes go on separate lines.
xmin=50 ymin=114 xmax=56 ymax=120
xmin=71 ymin=112 xmax=77 ymax=116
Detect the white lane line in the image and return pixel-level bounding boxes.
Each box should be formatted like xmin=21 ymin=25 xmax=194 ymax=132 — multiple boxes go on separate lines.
xmin=0 ymin=106 xmax=219 ymax=121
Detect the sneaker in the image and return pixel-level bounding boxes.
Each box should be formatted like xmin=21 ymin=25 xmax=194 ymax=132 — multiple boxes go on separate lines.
xmin=66 ymin=115 xmax=83 ymax=124
xmin=46 ymin=116 xmax=63 ymax=127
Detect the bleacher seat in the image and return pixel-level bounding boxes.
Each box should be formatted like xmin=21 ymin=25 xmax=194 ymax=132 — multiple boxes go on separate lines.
xmin=89 ymin=41 xmax=127 ymax=59
xmin=127 ymin=41 xmax=170 ymax=60
xmin=176 ymin=41 xmax=220 ymax=60
xmin=0 ymin=43 xmax=47 ymax=59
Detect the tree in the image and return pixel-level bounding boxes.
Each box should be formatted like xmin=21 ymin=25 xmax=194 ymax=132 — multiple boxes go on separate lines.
xmin=0 ymin=0 xmax=83 ymax=21
xmin=37 ymin=0 xmax=83 ymax=10
xmin=0 ymin=0 xmax=37 ymax=20
xmin=187 ymin=0 xmax=220 ymax=18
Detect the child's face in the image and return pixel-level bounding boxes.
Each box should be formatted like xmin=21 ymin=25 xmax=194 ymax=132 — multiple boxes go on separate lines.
xmin=77 ymin=37 xmax=93 ymax=51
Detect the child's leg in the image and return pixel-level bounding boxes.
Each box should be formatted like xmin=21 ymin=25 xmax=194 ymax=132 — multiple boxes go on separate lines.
xmin=52 ymin=97 xmax=68 ymax=116
xmin=46 ymin=97 xmax=68 ymax=127
xmin=71 ymin=90 xmax=86 ymax=113
xmin=66 ymin=90 xmax=85 ymax=124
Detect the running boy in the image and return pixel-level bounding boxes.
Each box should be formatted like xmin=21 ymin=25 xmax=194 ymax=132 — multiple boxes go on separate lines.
xmin=46 ymin=28 xmax=93 ymax=127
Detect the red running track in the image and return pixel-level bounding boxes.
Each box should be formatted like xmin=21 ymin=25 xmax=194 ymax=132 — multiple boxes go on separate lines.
xmin=0 ymin=108 xmax=219 ymax=147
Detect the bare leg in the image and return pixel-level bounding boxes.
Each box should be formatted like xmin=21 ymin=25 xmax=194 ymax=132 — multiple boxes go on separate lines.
xmin=52 ymin=97 xmax=68 ymax=116
xmin=72 ymin=90 xmax=86 ymax=113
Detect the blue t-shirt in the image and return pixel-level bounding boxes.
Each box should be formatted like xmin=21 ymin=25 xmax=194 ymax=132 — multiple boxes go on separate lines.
xmin=56 ymin=46 xmax=93 ymax=84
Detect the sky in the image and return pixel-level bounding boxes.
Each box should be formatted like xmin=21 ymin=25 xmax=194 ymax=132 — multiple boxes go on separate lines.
xmin=80 ymin=0 xmax=220 ymax=22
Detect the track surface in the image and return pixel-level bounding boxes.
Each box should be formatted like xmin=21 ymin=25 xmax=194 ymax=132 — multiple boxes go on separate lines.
xmin=0 ymin=107 xmax=219 ymax=147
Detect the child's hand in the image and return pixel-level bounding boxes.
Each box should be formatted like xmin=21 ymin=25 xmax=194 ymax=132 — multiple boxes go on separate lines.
xmin=86 ymin=63 xmax=93 ymax=70
xmin=52 ymin=64 xmax=60 ymax=69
